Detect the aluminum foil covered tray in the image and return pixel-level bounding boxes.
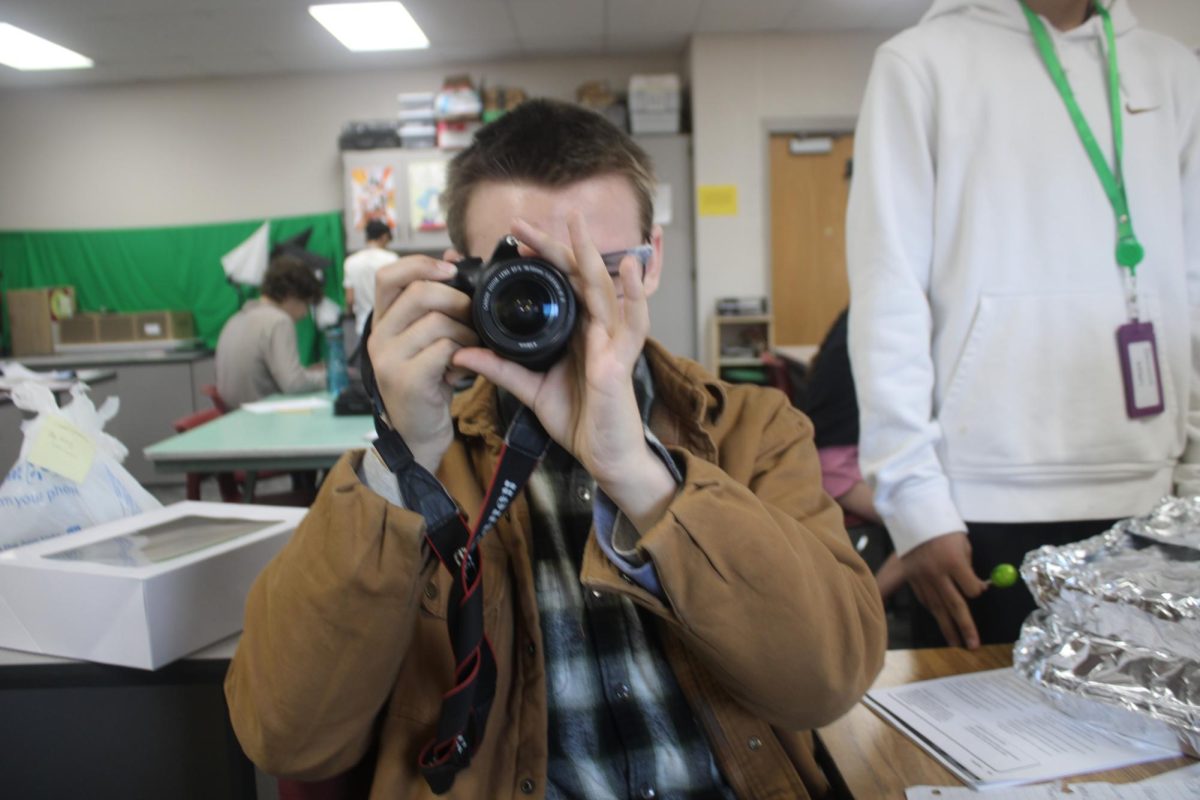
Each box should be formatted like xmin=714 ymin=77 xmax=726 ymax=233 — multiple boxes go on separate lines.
xmin=1015 ymin=610 xmax=1200 ymax=754
xmin=1020 ymin=496 xmax=1200 ymax=662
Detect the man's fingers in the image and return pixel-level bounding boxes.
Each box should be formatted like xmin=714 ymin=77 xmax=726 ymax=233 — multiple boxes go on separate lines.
xmin=937 ymin=577 xmax=980 ymax=649
xmin=383 ymin=312 xmax=478 ymax=364
xmin=950 ymin=558 xmax=989 ymax=600
xmin=565 ymin=212 xmax=620 ymax=331
xmin=371 ymin=336 xmax=459 ymax=423
xmin=452 ymin=346 xmax=542 ymax=409
xmin=932 ymin=607 xmax=965 ymax=649
xmin=911 ymin=577 xmax=963 ymax=649
xmin=511 ymin=218 xmax=575 ymax=275
xmin=373 ymin=279 xmax=471 ymax=342
xmin=614 ymin=254 xmax=650 ymax=359
xmin=373 ymin=256 xmax=457 ymax=325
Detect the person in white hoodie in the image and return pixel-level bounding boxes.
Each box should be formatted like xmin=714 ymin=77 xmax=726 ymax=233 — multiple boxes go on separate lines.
xmin=847 ymin=0 xmax=1200 ymax=648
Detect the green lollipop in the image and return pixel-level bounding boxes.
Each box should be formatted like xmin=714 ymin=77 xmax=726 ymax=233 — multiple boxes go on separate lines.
xmin=989 ymin=563 xmax=1018 ymax=589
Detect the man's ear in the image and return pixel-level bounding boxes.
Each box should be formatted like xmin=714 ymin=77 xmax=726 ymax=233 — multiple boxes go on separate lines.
xmin=641 ymin=225 xmax=665 ymax=297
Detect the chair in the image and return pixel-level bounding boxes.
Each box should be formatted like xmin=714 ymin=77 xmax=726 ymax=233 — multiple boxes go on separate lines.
xmin=202 ymin=383 xmax=230 ymax=414
xmin=171 ymin=384 xmax=316 ymax=506
xmin=171 ymin=398 xmax=244 ymax=503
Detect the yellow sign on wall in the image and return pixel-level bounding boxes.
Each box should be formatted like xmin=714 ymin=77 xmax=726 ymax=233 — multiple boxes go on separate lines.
xmin=697 ymin=184 xmax=738 ymax=217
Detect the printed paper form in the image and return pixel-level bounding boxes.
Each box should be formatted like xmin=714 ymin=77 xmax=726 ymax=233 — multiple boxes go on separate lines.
xmin=865 ymin=668 xmax=1181 ymax=789
xmin=241 ymin=396 xmax=331 ymax=414
xmin=906 ymin=762 xmax=1200 ymax=798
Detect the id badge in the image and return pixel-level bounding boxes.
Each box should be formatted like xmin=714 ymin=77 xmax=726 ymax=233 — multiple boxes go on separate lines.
xmin=1116 ymin=321 xmax=1165 ymax=419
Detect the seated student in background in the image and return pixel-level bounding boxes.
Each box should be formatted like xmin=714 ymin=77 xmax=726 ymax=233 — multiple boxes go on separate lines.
xmin=226 ymin=99 xmax=885 ymax=800
xmin=804 ymin=308 xmax=904 ymax=601
xmin=216 ymin=254 xmax=326 ymax=410
xmin=343 ymin=218 xmax=396 ymax=335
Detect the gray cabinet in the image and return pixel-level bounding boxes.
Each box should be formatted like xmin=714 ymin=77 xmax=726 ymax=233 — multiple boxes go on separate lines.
xmin=637 ymin=134 xmax=696 ymax=361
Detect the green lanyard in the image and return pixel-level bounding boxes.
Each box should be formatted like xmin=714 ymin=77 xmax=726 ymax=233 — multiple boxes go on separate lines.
xmin=1021 ymin=1 xmax=1144 ymax=274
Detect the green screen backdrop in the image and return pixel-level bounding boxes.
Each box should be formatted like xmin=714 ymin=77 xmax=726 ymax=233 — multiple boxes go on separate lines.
xmin=0 ymin=211 xmax=345 ymax=362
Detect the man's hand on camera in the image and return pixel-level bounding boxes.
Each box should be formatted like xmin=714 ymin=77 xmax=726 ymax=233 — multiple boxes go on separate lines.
xmin=452 ymin=213 xmax=676 ymax=534
xmin=368 ymin=255 xmax=480 ymax=473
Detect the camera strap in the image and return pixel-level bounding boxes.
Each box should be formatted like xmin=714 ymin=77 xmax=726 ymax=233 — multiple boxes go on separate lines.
xmin=359 ymin=313 xmax=550 ymax=795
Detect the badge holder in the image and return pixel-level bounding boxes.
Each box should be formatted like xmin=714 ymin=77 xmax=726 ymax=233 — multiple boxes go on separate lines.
xmin=1114 ymin=236 xmax=1163 ymax=419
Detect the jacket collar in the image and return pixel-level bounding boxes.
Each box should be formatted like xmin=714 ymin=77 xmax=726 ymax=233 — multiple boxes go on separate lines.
xmin=450 ymin=338 xmax=726 ymax=455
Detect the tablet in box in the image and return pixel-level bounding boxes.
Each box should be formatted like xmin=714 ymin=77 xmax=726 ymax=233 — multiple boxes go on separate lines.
xmin=0 ymin=501 xmax=305 ymax=669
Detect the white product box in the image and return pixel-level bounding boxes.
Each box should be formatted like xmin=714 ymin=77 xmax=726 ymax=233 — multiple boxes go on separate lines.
xmin=0 ymin=501 xmax=305 ymax=670
xmin=629 ymin=73 xmax=682 ymax=134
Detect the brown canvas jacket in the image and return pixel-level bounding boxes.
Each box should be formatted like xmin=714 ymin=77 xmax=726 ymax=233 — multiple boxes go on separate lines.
xmin=225 ymin=340 xmax=887 ymax=799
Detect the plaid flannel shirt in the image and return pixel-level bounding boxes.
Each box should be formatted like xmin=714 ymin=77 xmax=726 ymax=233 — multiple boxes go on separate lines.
xmin=501 ymin=358 xmax=734 ymax=800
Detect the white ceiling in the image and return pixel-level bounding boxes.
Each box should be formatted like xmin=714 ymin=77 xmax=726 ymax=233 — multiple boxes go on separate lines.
xmin=0 ymin=0 xmax=932 ymax=89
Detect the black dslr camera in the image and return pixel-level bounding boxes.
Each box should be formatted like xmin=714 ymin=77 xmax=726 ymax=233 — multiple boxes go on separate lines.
xmin=447 ymin=236 xmax=577 ymax=372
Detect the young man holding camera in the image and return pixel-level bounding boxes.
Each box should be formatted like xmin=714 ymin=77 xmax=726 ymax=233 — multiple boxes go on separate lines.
xmin=226 ymin=99 xmax=884 ymax=800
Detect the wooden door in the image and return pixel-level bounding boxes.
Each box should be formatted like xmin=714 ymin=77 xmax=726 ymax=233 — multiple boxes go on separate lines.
xmin=769 ymin=133 xmax=854 ymax=345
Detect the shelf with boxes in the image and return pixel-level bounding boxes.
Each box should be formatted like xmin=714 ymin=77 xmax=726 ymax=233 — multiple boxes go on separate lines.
xmin=4 ymin=286 xmax=197 ymax=356
xmin=709 ymin=300 xmax=774 ymax=384
xmin=57 ymin=310 xmax=195 ymax=353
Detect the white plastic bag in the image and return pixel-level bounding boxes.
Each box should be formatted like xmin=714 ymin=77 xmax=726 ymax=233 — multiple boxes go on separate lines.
xmin=0 ymin=382 xmax=161 ymax=550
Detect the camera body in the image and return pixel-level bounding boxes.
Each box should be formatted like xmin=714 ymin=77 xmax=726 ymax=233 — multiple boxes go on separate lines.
xmin=447 ymin=236 xmax=578 ymax=372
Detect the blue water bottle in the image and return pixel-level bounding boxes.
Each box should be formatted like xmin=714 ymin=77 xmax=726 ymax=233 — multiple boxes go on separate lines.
xmin=325 ymin=324 xmax=349 ymax=397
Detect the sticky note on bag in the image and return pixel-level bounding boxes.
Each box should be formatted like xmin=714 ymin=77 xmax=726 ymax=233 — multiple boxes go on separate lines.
xmin=28 ymin=415 xmax=96 ymax=484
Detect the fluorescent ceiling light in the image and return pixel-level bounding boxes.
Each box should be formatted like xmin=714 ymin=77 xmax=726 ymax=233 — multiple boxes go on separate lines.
xmin=308 ymin=2 xmax=429 ymax=52
xmin=0 ymin=23 xmax=93 ymax=71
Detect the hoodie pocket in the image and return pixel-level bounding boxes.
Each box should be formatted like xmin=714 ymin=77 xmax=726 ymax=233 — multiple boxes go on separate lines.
xmin=936 ymin=291 xmax=1178 ymax=474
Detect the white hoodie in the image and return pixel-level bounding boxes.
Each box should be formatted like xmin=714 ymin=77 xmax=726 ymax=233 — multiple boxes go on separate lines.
xmin=846 ymin=0 xmax=1200 ymax=556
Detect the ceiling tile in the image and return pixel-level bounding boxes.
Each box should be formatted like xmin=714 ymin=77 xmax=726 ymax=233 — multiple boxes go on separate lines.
xmin=695 ymin=0 xmax=797 ymax=32
xmin=406 ymin=0 xmax=519 ymax=46
xmin=780 ymin=0 xmax=927 ymax=31
xmin=508 ymin=0 xmax=605 ymax=41
xmin=606 ymin=0 xmax=704 ymax=38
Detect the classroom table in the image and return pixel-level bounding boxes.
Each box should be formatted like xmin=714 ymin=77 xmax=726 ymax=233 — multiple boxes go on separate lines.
xmin=143 ymin=392 xmax=373 ymax=498
xmin=817 ymin=645 xmax=1195 ymax=798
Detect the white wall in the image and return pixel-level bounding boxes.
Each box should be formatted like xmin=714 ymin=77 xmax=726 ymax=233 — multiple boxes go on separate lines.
xmin=688 ymin=31 xmax=888 ymax=362
xmin=1136 ymin=0 xmax=1200 ymax=48
xmin=0 ymin=54 xmax=680 ymax=231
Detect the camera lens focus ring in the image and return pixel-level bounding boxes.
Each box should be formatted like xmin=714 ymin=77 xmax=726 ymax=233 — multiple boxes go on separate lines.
xmin=473 ymin=258 xmax=577 ymax=372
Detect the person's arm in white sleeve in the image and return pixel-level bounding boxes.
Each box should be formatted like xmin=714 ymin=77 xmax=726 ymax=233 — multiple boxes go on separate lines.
xmin=1172 ymin=54 xmax=1200 ymax=496
xmin=846 ymin=47 xmax=985 ymax=648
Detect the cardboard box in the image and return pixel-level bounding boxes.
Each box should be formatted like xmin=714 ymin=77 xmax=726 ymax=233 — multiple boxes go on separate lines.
xmin=0 ymin=502 xmax=305 ymax=669
xmin=57 ymin=310 xmax=195 ymax=347
xmin=57 ymin=312 xmax=102 ymax=346
xmin=436 ymin=119 xmax=481 ymax=150
xmin=629 ymin=73 xmax=682 ymax=134
xmin=58 ymin=312 xmax=138 ymax=345
xmin=136 ymin=310 xmax=194 ymax=342
xmin=97 ymin=313 xmax=138 ymax=342
xmin=5 ymin=286 xmax=76 ymax=356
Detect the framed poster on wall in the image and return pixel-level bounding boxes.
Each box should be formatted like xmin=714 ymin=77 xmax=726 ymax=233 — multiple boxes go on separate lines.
xmin=349 ymin=165 xmax=396 ymax=234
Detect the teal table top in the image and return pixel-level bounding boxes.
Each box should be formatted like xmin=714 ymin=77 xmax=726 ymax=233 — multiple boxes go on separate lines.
xmin=144 ymin=393 xmax=373 ymax=473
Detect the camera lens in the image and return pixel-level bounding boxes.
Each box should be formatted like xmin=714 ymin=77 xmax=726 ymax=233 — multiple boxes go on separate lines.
xmin=493 ymin=279 xmax=559 ymax=338
xmin=472 ymin=254 xmax=576 ymax=371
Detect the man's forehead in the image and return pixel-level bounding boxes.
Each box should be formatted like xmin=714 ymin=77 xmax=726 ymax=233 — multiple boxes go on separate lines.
xmin=463 ymin=177 xmax=641 ymax=255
